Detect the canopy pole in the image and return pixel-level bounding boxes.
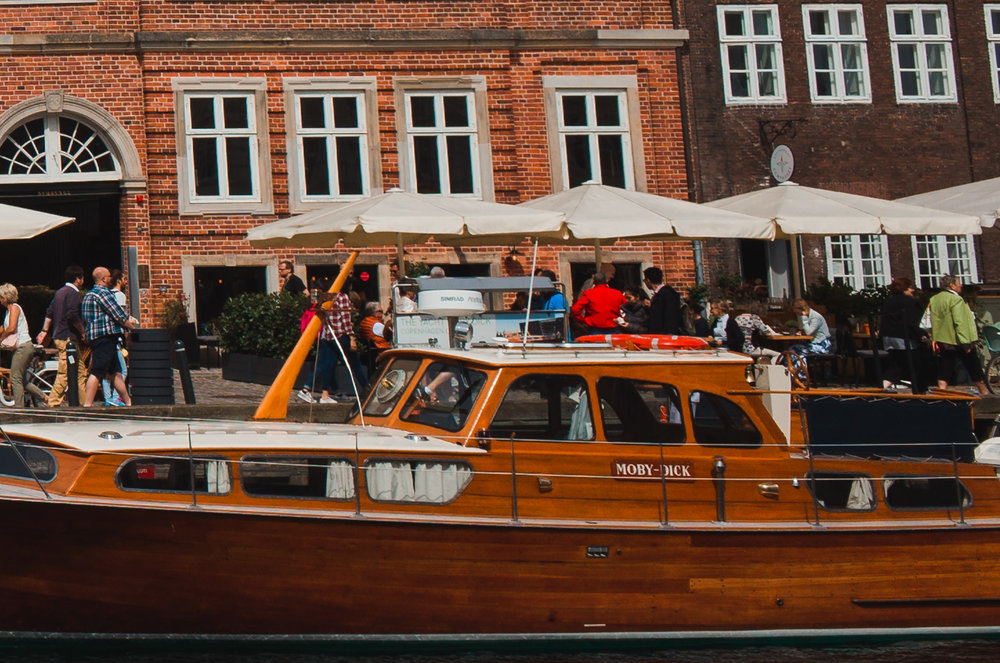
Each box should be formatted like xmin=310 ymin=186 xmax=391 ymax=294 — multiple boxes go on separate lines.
xmin=790 ymin=237 xmax=803 ymax=299
xmin=396 ymin=234 xmax=406 ymax=277
xmin=254 ymin=251 xmax=359 ymax=420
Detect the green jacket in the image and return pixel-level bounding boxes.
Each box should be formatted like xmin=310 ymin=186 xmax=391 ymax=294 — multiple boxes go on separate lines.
xmin=928 ymin=289 xmax=977 ymax=346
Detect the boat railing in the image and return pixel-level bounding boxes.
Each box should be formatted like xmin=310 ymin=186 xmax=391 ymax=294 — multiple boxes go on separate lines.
xmin=0 ymin=433 xmax=990 ymax=529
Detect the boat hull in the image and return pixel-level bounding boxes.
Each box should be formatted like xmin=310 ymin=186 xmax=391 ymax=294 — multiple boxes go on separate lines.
xmin=3 ymin=497 xmax=1000 ymax=639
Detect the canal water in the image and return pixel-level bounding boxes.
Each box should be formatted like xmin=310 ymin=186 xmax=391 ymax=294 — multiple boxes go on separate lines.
xmin=0 ymin=638 xmax=996 ymax=662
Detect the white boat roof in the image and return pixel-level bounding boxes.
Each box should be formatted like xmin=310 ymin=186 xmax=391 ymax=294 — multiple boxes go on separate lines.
xmin=388 ymin=345 xmax=751 ymax=367
xmin=4 ymin=420 xmax=481 ymax=455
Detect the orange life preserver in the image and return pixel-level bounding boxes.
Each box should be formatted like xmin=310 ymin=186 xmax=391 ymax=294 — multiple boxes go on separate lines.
xmin=575 ymin=334 xmax=710 ymax=350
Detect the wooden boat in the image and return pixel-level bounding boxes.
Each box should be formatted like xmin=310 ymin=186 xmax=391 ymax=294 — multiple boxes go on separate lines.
xmin=0 ymin=341 xmax=998 ymax=645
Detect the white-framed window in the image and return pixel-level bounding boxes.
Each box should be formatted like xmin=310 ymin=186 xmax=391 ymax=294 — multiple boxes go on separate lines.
xmin=911 ymin=235 xmax=978 ymax=289
xmin=0 ymin=115 xmax=121 ymax=183
xmin=987 ymin=5 xmax=1000 ymax=103
xmin=542 ymin=76 xmax=644 ymax=192
xmin=887 ymin=5 xmax=957 ymax=102
xmin=284 ymin=78 xmax=379 ymax=211
xmin=173 ymin=78 xmax=272 ymax=214
xmin=717 ymin=5 xmax=786 ymax=104
xmin=395 ymin=78 xmax=491 ymax=198
xmin=555 ymin=90 xmax=633 ymax=189
xmin=802 ymin=4 xmax=871 ymax=103
xmin=825 ymin=235 xmax=891 ymax=291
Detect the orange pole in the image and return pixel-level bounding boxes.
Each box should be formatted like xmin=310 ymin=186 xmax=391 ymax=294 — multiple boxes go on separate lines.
xmin=254 ymin=251 xmax=359 ymax=420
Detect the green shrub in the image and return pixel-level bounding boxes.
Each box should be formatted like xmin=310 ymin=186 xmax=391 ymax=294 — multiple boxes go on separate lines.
xmin=216 ymin=292 xmax=311 ymax=358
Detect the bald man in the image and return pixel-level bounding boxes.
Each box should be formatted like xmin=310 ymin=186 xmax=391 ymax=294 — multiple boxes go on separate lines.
xmin=81 ymin=266 xmax=137 ymax=407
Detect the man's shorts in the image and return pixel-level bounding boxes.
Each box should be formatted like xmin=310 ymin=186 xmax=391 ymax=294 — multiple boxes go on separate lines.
xmin=89 ymin=334 xmax=123 ymax=379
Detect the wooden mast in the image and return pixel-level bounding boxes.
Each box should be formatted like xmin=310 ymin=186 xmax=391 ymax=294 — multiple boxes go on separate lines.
xmin=254 ymin=251 xmax=359 ymax=420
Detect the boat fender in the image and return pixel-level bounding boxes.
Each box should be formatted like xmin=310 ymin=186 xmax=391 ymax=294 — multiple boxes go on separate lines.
xmin=575 ymin=334 xmax=710 ymax=350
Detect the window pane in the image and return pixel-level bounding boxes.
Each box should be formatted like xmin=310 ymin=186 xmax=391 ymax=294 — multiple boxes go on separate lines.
xmin=837 ymin=10 xmax=858 ymax=36
xmin=300 ymin=97 xmax=326 ymax=129
xmin=443 ymin=96 xmax=470 ymax=128
xmin=302 ymin=136 xmax=330 ymax=196
xmin=410 ymin=96 xmax=436 ymax=128
xmin=756 ymin=44 xmax=775 ymax=69
xmin=332 ymin=97 xmax=359 ymax=128
xmin=814 ymin=71 xmax=834 ymax=97
xmin=751 ymin=9 xmax=773 ymax=36
xmin=561 ymin=95 xmax=587 ymax=126
xmin=225 ymin=137 xmax=252 ymax=196
xmin=897 ymin=44 xmax=917 ymax=69
xmin=723 ymin=11 xmax=746 ymax=37
xmin=222 ymin=97 xmax=249 ymax=129
xmin=842 ymin=44 xmax=861 ymax=69
xmin=192 ymin=137 xmax=219 ymax=196
xmin=730 ymin=71 xmax=750 ymax=98
xmin=564 ymin=134 xmax=592 ymax=187
xmin=597 ymin=377 xmax=685 ymax=445
xmin=413 ymin=135 xmax=441 ymax=193
xmin=689 ymin=391 xmax=762 ymax=448
xmin=241 ymin=457 xmax=355 ymax=499
xmin=893 ymin=11 xmax=914 ymax=35
xmin=928 ymin=71 xmax=946 ymax=96
xmin=727 ymin=44 xmax=749 ymax=70
xmin=446 ymin=135 xmax=473 ymax=194
xmin=594 ymin=95 xmax=620 ymax=127
xmin=808 ymin=10 xmax=830 ymax=36
xmin=921 ymin=10 xmax=942 ymax=36
xmin=597 ymin=135 xmax=625 ymax=189
xmin=400 ymin=362 xmax=487 ymax=432
xmin=490 ymin=374 xmax=593 ymax=441
xmin=844 ymin=71 xmax=862 ymax=96
xmin=189 ymin=98 xmax=216 ymax=129
xmin=993 ymin=10 xmax=1000 ymax=35
xmin=807 ymin=472 xmax=876 ymax=511
xmin=813 ymin=44 xmax=833 ymax=70
xmin=758 ymin=71 xmax=776 ymax=97
xmin=336 ymin=136 xmax=363 ymax=196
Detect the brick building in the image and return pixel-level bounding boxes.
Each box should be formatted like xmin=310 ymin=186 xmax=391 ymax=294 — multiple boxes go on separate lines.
xmin=0 ymin=0 xmax=696 ymax=329
xmin=679 ymin=1 xmax=1000 ymax=298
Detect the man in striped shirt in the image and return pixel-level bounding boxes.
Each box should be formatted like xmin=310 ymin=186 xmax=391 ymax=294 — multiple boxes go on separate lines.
xmin=82 ymin=266 xmax=137 ymax=407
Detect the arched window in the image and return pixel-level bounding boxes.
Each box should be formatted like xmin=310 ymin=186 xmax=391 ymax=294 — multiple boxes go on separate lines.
xmin=0 ymin=116 xmax=120 ymax=181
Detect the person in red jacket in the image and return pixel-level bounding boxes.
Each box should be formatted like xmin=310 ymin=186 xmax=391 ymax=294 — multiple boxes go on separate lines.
xmin=571 ymin=270 xmax=626 ymax=335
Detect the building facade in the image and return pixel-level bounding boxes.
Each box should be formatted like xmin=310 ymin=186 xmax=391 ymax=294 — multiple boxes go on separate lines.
xmin=679 ymin=0 xmax=1000 ymax=296
xmin=0 ymin=0 xmax=696 ymax=328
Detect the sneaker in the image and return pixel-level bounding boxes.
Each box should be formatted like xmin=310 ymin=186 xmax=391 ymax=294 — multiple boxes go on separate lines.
xmin=334 ymin=393 xmax=355 ymax=403
xmin=296 ymin=389 xmax=315 ymax=403
xmin=319 ymin=396 xmax=336 ymax=404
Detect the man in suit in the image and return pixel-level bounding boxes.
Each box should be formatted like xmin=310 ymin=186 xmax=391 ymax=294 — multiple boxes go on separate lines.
xmin=644 ymin=266 xmax=683 ymax=335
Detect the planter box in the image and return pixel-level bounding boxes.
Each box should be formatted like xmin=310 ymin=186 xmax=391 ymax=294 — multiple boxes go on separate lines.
xmin=222 ymin=352 xmax=314 ymax=388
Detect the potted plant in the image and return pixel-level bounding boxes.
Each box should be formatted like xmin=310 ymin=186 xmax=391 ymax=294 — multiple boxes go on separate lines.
xmin=215 ymin=292 xmax=314 ymax=385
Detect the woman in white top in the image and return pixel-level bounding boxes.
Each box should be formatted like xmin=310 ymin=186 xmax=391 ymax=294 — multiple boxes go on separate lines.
xmin=102 ymin=269 xmax=130 ymax=406
xmin=0 ymin=283 xmax=46 ymax=407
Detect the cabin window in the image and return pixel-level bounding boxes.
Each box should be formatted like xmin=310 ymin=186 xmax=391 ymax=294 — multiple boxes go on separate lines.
xmin=805 ymin=472 xmax=877 ymax=511
xmin=365 ymin=459 xmax=473 ymax=503
xmin=400 ymin=361 xmax=487 ymax=432
xmin=883 ymin=475 xmax=972 ymax=510
xmin=597 ymin=377 xmax=684 ymax=445
xmin=117 ymin=457 xmax=231 ymax=495
xmin=688 ymin=391 xmax=762 ymax=448
xmin=240 ymin=456 xmax=355 ymax=500
xmin=0 ymin=442 xmax=56 ymax=482
xmin=489 ymin=374 xmax=594 ymax=441
xmin=363 ymin=358 xmax=421 ymax=417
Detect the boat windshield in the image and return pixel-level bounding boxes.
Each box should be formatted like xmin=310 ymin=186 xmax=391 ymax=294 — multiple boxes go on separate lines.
xmin=363 ymin=357 xmax=422 ymax=417
xmin=400 ymin=360 xmax=488 ymax=432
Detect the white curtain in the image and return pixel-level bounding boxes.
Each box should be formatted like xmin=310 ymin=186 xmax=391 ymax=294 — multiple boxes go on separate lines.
xmin=326 ymin=460 xmax=355 ymax=499
xmin=413 ymin=462 xmax=472 ymax=503
xmin=567 ymin=388 xmax=594 ymax=440
xmin=205 ymin=460 xmax=231 ymax=494
xmin=367 ymin=461 xmax=416 ymax=501
xmin=847 ymin=477 xmax=874 ymax=509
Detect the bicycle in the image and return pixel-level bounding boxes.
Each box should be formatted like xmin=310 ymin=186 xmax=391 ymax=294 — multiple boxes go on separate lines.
xmin=0 ymin=346 xmax=58 ymax=407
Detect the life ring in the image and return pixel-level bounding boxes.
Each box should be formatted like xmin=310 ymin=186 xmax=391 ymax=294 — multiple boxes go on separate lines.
xmin=575 ymin=334 xmax=710 ymax=350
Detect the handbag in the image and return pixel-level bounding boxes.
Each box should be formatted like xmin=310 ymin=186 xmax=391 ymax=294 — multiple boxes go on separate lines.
xmin=1 ymin=334 xmax=17 ymax=349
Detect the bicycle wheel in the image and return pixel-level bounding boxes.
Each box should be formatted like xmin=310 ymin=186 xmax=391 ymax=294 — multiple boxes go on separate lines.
xmin=987 ymin=357 xmax=1000 ymax=395
xmin=28 ymin=368 xmax=57 ymax=399
xmin=0 ymin=373 xmax=14 ymax=407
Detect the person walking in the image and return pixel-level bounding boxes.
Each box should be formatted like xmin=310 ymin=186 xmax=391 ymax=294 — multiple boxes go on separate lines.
xmin=36 ymin=265 xmax=88 ymax=407
xmin=100 ymin=269 xmax=130 ymax=406
xmin=879 ymin=276 xmax=929 ymax=392
xmin=298 ymin=289 xmax=367 ymax=404
xmin=571 ymin=270 xmax=626 ymax=335
xmin=0 ymin=284 xmax=47 ymax=407
xmin=278 ymin=260 xmax=306 ymax=296
xmin=643 ymin=266 xmax=683 ymax=335
xmin=81 ymin=267 xmax=137 ymax=407
xmin=928 ymin=274 xmax=987 ymax=394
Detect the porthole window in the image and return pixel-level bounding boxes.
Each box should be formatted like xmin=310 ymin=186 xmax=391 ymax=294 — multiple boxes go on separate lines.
xmin=240 ymin=456 xmax=355 ymax=500
xmin=0 ymin=442 xmax=56 ymax=482
xmin=117 ymin=456 xmax=231 ymax=495
xmin=805 ymin=471 xmax=876 ymax=511
xmin=365 ymin=459 xmax=472 ymax=504
xmin=884 ymin=475 xmax=972 ymax=510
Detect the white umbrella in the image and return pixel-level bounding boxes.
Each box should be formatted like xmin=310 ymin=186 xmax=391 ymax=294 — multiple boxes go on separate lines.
xmin=0 ymin=203 xmax=74 ymax=240
xmin=247 ymin=188 xmax=566 ymax=249
xmin=706 ymin=181 xmax=983 ymax=237
xmin=518 ymin=182 xmax=774 ymax=241
xmin=897 ymin=177 xmax=1000 ymax=229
